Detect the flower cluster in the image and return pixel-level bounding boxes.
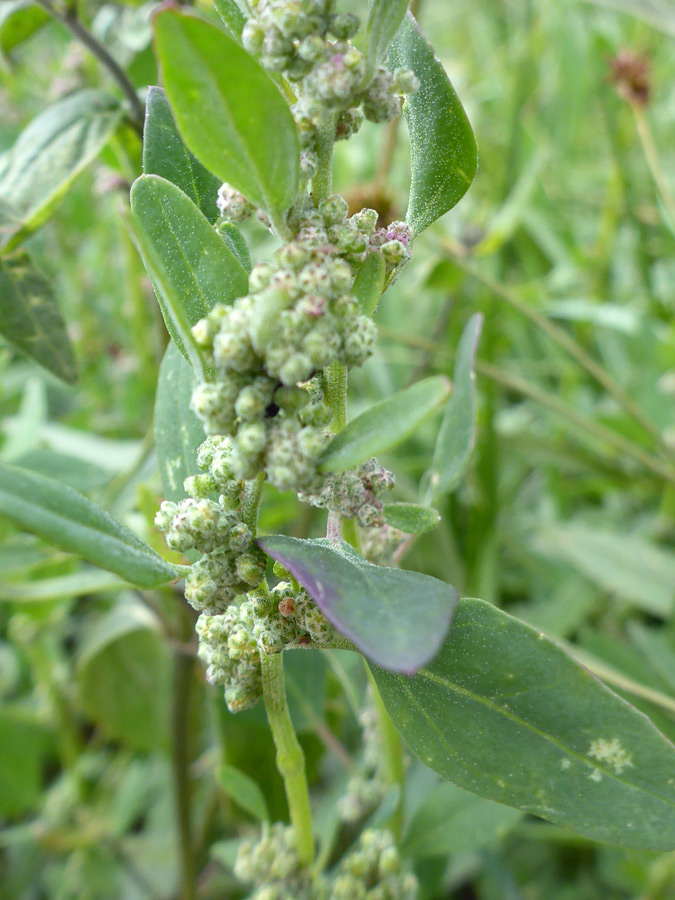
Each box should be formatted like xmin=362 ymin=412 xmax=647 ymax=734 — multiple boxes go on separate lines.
xmin=329 ymin=830 xmax=419 ymax=900
xmin=302 ymin=458 xmax=395 ymax=527
xmin=338 ymin=690 xmax=386 ymax=824
xmin=196 ymin=579 xmax=335 ymax=713
xmin=235 ymin=823 xmax=313 ymax=900
xmin=240 ymin=0 xmax=419 ymax=166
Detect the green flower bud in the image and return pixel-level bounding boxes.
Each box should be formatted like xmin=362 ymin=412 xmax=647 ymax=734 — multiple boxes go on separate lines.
xmin=329 ymin=13 xmax=359 ymax=40
xmin=319 ymin=193 xmax=349 ymax=226
xmin=236 ymin=551 xmax=266 ymax=586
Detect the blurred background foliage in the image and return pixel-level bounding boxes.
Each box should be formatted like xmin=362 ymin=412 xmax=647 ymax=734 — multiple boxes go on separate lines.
xmin=0 ymin=0 xmax=674 ymax=897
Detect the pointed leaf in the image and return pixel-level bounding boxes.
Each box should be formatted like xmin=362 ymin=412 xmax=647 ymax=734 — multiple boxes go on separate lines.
xmin=0 ymin=253 xmax=77 ymax=384
xmin=143 ymin=86 xmax=221 ymax=223
xmin=216 ymin=764 xmax=269 ymax=822
xmin=155 ymin=342 xmax=205 ymax=502
xmin=0 ymin=0 xmax=49 ymax=56
xmin=218 ymin=221 xmax=252 ymax=274
xmin=154 ymin=10 xmax=299 ymax=219
xmin=367 ymin=0 xmax=410 ymax=70
xmin=353 ymin=251 xmax=385 ymax=315
xmin=257 ymin=535 xmax=457 ymax=673
xmin=383 ymin=502 xmax=440 ymax=535
xmin=388 ymin=14 xmax=477 ymax=235
xmin=319 ymin=375 xmax=450 ymax=473
xmin=0 ymin=90 xmax=122 ymax=250
xmin=425 ymin=314 xmax=482 ymax=501
xmin=129 ymin=174 xmax=248 ymax=372
xmin=0 ymin=463 xmax=177 ymax=588
xmin=213 ymin=0 xmax=246 ymax=37
xmin=372 ymin=598 xmax=675 ymax=851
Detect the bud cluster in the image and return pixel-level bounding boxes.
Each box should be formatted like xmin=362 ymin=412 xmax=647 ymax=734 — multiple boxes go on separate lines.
xmin=235 ymin=823 xmax=313 ymax=900
xmin=240 ymin=0 xmax=419 ymax=157
xmin=329 ymin=829 xmax=419 ymax=900
xmin=196 ymin=580 xmax=334 ymax=713
xmin=302 ymin=458 xmax=395 ymax=527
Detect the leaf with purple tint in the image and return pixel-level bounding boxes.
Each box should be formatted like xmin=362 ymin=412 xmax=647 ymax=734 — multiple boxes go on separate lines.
xmin=257 ymin=534 xmax=458 ymax=673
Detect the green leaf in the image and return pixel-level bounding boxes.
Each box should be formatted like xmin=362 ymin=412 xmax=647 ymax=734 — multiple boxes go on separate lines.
xmin=388 ymin=14 xmax=477 ymax=235
xmin=216 ymin=764 xmax=269 ymax=822
xmin=353 ymin=251 xmax=385 ymax=315
xmin=129 ymin=174 xmax=248 ymax=372
xmin=14 ymin=447 xmax=109 ymax=492
xmin=213 ymin=0 xmax=246 ymax=37
xmin=0 ymin=90 xmax=122 ymax=250
xmin=257 ymin=535 xmax=458 ymax=673
xmin=402 ymin=780 xmax=522 ymax=859
xmin=580 ymin=0 xmax=675 ymax=36
xmin=0 ymin=569 xmax=126 ymax=603
xmin=534 ymin=523 xmax=675 ymax=618
xmin=154 ymin=10 xmax=299 ymax=221
xmin=154 ymin=342 xmax=205 ymax=502
xmin=217 ymin=221 xmax=252 ymax=274
xmin=383 ymin=502 xmax=440 ymax=535
xmin=0 ymin=0 xmax=49 ymax=56
xmin=425 ymin=314 xmax=482 ymax=501
xmin=0 ymin=463 xmax=176 ymax=588
xmin=0 ymin=253 xmax=77 ymax=384
xmin=143 ymin=86 xmax=221 ymax=222
xmin=0 ymin=705 xmax=49 ymax=816
xmin=372 ymin=598 xmax=675 ymax=851
xmin=367 ymin=0 xmax=410 ymax=70
xmin=319 ymin=375 xmax=450 ymax=473
xmin=77 ymin=599 xmax=171 ymax=751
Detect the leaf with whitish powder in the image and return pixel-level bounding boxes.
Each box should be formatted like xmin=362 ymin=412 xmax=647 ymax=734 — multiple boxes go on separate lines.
xmin=373 ymin=598 xmax=675 ymax=851
xmin=258 ymin=535 xmax=458 ymax=673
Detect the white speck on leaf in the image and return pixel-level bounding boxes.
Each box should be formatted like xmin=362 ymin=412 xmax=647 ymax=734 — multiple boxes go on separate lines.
xmin=560 ymin=759 xmax=571 ymax=771
xmin=588 ymin=737 xmax=633 ymax=774
xmin=589 ymin=768 xmax=603 ymax=783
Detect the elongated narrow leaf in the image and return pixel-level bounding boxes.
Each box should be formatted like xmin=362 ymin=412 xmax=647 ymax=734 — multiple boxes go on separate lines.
xmin=383 ymin=502 xmax=440 ymax=535
xmin=319 ymin=376 xmax=450 ymax=473
xmin=154 ymin=10 xmax=299 ymax=219
xmin=129 ymin=174 xmax=248 ymax=371
xmin=388 ymin=14 xmax=477 ymax=235
xmin=213 ymin=0 xmax=246 ymax=37
xmin=0 ymin=0 xmax=49 ymax=56
xmin=143 ymin=86 xmax=221 ymax=222
xmin=403 ymin=780 xmax=522 ymax=859
xmin=0 ymin=90 xmax=122 ymax=250
xmin=535 ymin=523 xmax=675 ymax=618
xmin=155 ymin=342 xmax=205 ymax=502
xmin=216 ymin=764 xmax=269 ymax=822
xmin=0 ymin=253 xmax=77 ymax=384
xmin=367 ymin=0 xmax=410 ymax=69
xmin=0 ymin=463 xmax=176 ymax=588
xmin=373 ymin=598 xmax=675 ymax=851
xmin=0 ymin=569 xmax=126 ymax=603
xmin=425 ymin=314 xmax=482 ymax=501
xmin=218 ymin=221 xmax=252 ymax=274
xmin=353 ymin=251 xmax=385 ymax=315
xmin=581 ymin=0 xmax=675 ymax=36
xmin=258 ymin=535 xmax=457 ymax=673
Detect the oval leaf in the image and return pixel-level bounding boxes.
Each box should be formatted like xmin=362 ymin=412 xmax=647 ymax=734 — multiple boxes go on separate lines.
xmin=383 ymin=502 xmax=440 ymax=535
xmin=319 ymin=375 xmax=450 ymax=473
xmin=143 ymin=86 xmax=221 ymax=222
xmin=0 ymin=253 xmax=77 ymax=384
xmin=353 ymin=251 xmax=385 ymax=315
xmin=257 ymin=535 xmax=457 ymax=673
xmin=155 ymin=342 xmax=205 ymax=502
xmin=154 ymin=10 xmax=299 ymax=220
xmin=129 ymin=174 xmax=248 ymax=371
xmin=213 ymin=0 xmax=246 ymax=38
xmin=0 ymin=0 xmax=49 ymax=56
xmin=372 ymin=598 xmax=675 ymax=851
xmin=388 ymin=14 xmax=477 ymax=235
xmin=0 ymin=90 xmax=122 ymax=250
xmin=367 ymin=0 xmax=410 ymax=70
xmin=216 ymin=764 xmax=269 ymax=822
xmin=425 ymin=313 xmax=482 ymax=501
xmin=0 ymin=463 xmax=177 ymax=588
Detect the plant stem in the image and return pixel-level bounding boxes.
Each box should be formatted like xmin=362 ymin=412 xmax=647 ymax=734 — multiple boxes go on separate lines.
xmin=367 ymin=667 xmax=405 ymax=841
xmin=632 ymin=103 xmax=675 ymax=230
xmin=172 ymin=640 xmax=197 ymax=900
xmin=312 ymin=117 xmax=337 ymax=205
xmin=33 ymin=0 xmax=145 ymax=131
xmin=241 ymin=472 xmax=265 ymax=533
xmin=261 ymin=652 xmax=315 ymax=867
xmin=441 ymin=242 xmax=670 ymax=454
xmin=324 ymin=361 xmax=348 ymax=432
